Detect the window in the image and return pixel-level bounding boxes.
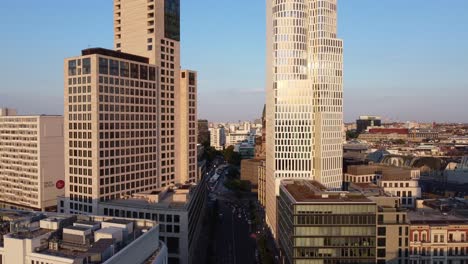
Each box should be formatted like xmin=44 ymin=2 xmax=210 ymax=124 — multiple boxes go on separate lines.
xmin=120 ymin=61 xmax=129 ymax=77
xmin=68 ymin=60 xmax=77 ymax=76
xmin=378 ymin=227 xmax=386 ymax=236
xmin=83 ymin=58 xmax=91 ymax=74
xmin=99 ymin=58 xmax=109 ymax=74
xmin=130 ymin=63 xmax=139 ymax=78
xmin=378 ymin=238 xmax=386 ymax=246
xmin=377 ymin=249 xmax=386 ymax=257
xmin=110 ymin=59 xmax=119 ymax=76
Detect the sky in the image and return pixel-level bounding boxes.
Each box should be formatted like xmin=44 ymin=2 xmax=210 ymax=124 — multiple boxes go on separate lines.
xmin=0 ymin=0 xmax=467 ymax=123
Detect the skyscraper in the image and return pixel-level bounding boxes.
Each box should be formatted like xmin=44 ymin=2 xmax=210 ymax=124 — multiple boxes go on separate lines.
xmin=265 ymin=0 xmax=344 ymax=237
xmin=61 ymin=0 xmax=197 ymax=214
xmin=115 ymin=0 xmax=188 ymax=186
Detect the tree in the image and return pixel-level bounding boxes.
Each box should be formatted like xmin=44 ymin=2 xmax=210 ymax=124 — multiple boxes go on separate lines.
xmin=346 ymin=130 xmax=359 ymax=140
xmin=222 ymin=146 xmax=241 ymax=166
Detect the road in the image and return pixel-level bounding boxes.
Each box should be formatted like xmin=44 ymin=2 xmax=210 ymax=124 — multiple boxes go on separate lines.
xmin=210 ymin=165 xmax=257 ymax=264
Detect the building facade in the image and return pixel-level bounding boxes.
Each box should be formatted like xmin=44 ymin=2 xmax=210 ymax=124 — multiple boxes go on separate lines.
xmin=409 ymin=210 xmax=468 ymax=264
xmin=240 ymin=159 xmax=263 ymax=191
xmin=265 ymin=0 xmax=344 ymax=237
xmin=258 ymin=161 xmax=266 ymax=207
xmin=114 ymin=0 xmax=194 ymax=187
xmin=0 ymin=115 xmax=64 ymax=211
xmin=179 ymin=70 xmax=198 ymax=183
xmin=278 ymin=180 xmax=377 ymax=264
xmin=62 ymin=48 xmax=160 ymax=214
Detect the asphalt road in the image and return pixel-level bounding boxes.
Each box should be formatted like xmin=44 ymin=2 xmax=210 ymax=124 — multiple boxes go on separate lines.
xmin=211 ymin=169 xmax=257 ymax=264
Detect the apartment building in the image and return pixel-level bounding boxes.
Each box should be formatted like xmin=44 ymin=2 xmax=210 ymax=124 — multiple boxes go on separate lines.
xmin=408 ymin=209 xmax=468 ymax=264
xmin=0 ymin=210 xmax=167 ymax=264
xmin=0 ymin=113 xmax=64 ymax=211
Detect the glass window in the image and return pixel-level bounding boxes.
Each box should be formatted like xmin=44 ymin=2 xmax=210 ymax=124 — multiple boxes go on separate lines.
xmin=68 ymin=60 xmax=77 ymax=76
xmin=140 ymin=65 xmax=148 ymax=80
xmin=82 ymin=58 xmax=91 ymax=74
xmin=130 ymin=63 xmax=139 ymax=79
xmin=120 ymin=61 xmax=129 ymax=77
xmin=99 ymin=58 xmax=109 ymax=75
xmin=110 ymin=59 xmax=119 ymax=76
xmin=149 ymin=67 xmax=156 ymax=81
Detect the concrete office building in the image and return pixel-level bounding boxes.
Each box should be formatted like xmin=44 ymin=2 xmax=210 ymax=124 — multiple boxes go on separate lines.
xmin=179 ymin=70 xmax=198 ymax=184
xmin=0 ymin=210 xmax=167 ymax=264
xmin=0 ymin=114 xmax=64 ymax=211
xmin=357 ymin=115 xmax=382 ymax=133
xmin=114 ymin=0 xmax=189 ymax=187
xmin=278 ymin=180 xmax=377 ymax=264
xmin=98 ymin=179 xmax=208 ymax=264
xmin=265 ymin=0 xmax=344 ymax=237
xmin=61 ymin=48 xmax=160 ymax=214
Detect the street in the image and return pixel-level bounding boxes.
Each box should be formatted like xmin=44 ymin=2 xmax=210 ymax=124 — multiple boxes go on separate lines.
xmin=208 ymin=161 xmax=257 ymax=264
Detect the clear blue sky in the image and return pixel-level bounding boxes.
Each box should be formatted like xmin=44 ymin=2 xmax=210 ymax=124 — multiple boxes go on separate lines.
xmin=0 ymin=0 xmax=467 ymax=123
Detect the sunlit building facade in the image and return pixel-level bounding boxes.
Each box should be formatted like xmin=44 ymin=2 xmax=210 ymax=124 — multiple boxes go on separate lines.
xmin=265 ymin=0 xmax=344 ymax=237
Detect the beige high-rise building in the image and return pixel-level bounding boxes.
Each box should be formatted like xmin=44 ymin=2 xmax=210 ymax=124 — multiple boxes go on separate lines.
xmin=61 ymin=48 xmax=160 ymax=214
xmin=0 ymin=113 xmax=64 ymax=211
xmin=179 ymin=70 xmax=198 ymax=183
xmin=265 ymin=0 xmax=344 ymax=238
xmin=115 ymin=0 xmax=184 ymax=186
xmin=61 ymin=0 xmax=197 ymax=215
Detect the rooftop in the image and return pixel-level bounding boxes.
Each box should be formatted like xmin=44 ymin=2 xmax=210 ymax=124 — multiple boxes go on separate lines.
xmin=0 ymin=209 xmax=157 ymax=262
xmin=281 ymin=180 xmax=373 ymax=203
xmin=81 ymin=48 xmax=149 ymax=64
xmin=408 ymin=209 xmax=468 ymax=225
xmin=100 ymin=184 xmax=198 ymax=210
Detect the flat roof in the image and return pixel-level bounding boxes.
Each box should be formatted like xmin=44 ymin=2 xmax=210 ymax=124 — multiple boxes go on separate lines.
xmin=408 ymin=209 xmax=468 ymax=225
xmin=64 ymin=225 xmax=91 ymax=231
xmin=282 ymin=180 xmax=373 ymax=203
xmin=81 ymin=48 xmax=149 ymax=64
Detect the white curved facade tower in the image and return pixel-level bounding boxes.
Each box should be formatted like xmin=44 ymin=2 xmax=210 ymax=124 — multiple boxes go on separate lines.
xmin=265 ymin=0 xmax=344 ymax=237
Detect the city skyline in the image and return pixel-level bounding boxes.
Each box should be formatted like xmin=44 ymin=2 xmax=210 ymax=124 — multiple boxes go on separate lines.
xmin=1 ymin=0 xmax=468 ymax=123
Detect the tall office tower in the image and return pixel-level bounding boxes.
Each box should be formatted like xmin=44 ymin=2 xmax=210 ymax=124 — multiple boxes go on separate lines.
xmin=265 ymin=0 xmax=344 ymax=237
xmin=62 ymin=48 xmax=159 ymax=214
xmin=114 ymin=0 xmax=183 ymax=186
xmin=179 ymin=70 xmax=198 ymax=183
xmin=0 ymin=113 xmax=64 ymax=211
